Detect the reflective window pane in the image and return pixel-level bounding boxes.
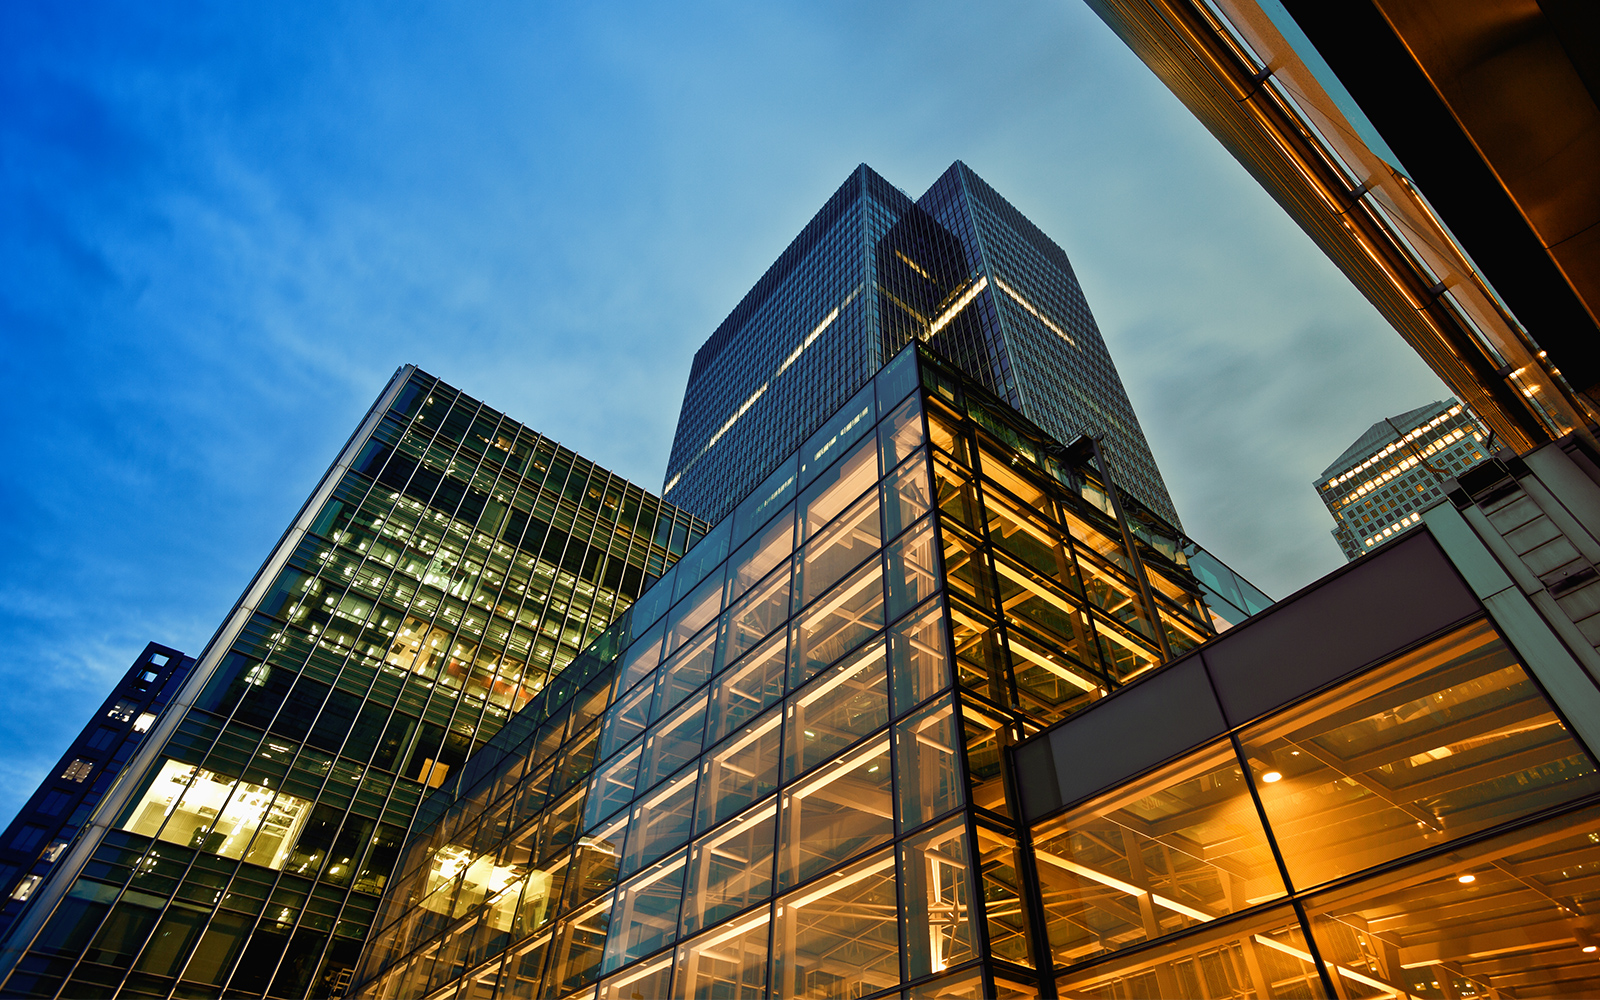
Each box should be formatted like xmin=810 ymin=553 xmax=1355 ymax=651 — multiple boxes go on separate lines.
xmin=706 ymin=630 xmax=786 ymax=747
xmin=777 ymin=736 xmax=894 ymax=890
xmin=622 ymin=772 xmax=698 ymax=878
xmin=1031 ymin=741 xmax=1286 ymax=967
xmin=886 ymin=516 xmax=940 ymax=621
xmin=879 ymin=394 xmax=926 ymax=471
xmin=896 ymin=695 xmax=964 ymax=831
xmin=598 ymin=953 xmax=672 ymax=1000
xmin=972 ymin=825 xmax=1033 ymax=969
xmin=653 ymin=626 xmax=719 ymax=722
xmin=641 ymin=692 xmax=709 ymax=791
xmin=585 ymin=743 xmax=641 ymax=830
xmin=772 ymin=847 xmax=900 ymax=999
xmin=1055 ymin=905 xmax=1326 ymax=999
xmin=672 ymin=906 xmax=769 ymax=1000
xmin=601 ymin=851 xmax=687 ymax=974
xmin=785 ymin=640 xmax=890 ymax=781
xmin=800 ymin=430 xmax=878 ymax=536
xmin=900 ymin=817 xmax=975 ymax=980
xmin=792 ymin=560 xmax=885 ymax=685
xmin=682 ymin=801 xmax=776 ymax=936
xmin=723 ymin=559 xmax=792 ymax=665
xmin=727 ymin=503 xmax=795 ymax=602
xmin=1305 ymin=803 xmax=1600 ymax=999
xmin=698 ymin=707 xmax=782 ymax=833
xmin=1241 ymin=619 xmax=1600 ymax=890
xmin=795 ymin=488 xmax=881 ymax=611
xmin=883 ymin=451 xmax=934 ymax=540
xmin=890 ymin=597 xmax=951 ymax=718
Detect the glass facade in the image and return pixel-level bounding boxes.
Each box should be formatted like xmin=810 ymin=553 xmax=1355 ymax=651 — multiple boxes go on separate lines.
xmin=0 ymin=369 xmax=705 ymax=1000
xmin=664 ymin=162 xmax=1181 ymax=531
xmin=353 ymin=344 xmax=1262 ymax=1000
xmin=1029 ymin=617 xmax=1600 ymax=998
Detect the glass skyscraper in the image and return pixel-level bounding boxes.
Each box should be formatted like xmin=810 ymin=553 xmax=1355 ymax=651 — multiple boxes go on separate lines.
xmin=0 ymin=369 xmax=705 ymax=1000
xmin=664 ymin=162 xmax=1179 ymax=531
xmin=349 ymin=344 xmax=1266 ymax=1000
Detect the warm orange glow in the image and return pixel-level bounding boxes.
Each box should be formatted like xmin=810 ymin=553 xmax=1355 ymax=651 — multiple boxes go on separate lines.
xmin=1261 ymin=770 xmax=1282 ymax=783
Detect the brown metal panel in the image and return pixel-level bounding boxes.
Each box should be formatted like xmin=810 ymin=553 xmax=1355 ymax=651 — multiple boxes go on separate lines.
xmin=1203 ymin=531 xmax=1482 ymax=726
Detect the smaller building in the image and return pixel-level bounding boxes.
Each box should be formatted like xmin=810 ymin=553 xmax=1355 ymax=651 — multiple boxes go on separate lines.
xmin=1316 ymin=399 xmax=1488 ymax=560
xmin=0 ymin=643 xmax=193 ymax=941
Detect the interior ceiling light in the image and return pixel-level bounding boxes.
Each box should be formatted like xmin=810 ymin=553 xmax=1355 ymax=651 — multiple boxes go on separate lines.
xmin=1261 ymin=770 xmax=1283 ymax=783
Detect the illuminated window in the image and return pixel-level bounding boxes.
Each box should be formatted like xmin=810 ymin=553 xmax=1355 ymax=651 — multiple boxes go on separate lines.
xmin=10 ymin=875 xmax=41 ymax=902
xmin=106 ymin=698 xmax=139 ymax=723
xmin=133 ymin=712 xmax=157 ymax=733
xmin=60 ymin=759 xmax=94 ymax=783
xmin=1241 ymin=619 xmax=1600 ymax=890
xmin=122 ymin=759 xmax=314 ymax=870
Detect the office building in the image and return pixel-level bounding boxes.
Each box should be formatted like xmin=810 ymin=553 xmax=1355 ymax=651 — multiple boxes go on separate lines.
xmin=348 ymin=343 xmax=1268 ymax=1000
xmin=0 ymin=369 xmax=705 ymax=1000
xmin=664 ymin=161 xmax=1180 ymax=530
xmin=1016 ymin=435 xmax=1600 ymax=998
xmin=0 ymin=644 xmax=194 ymax=942
xmin=1316 ymin=399 xmax=1488 ymax=560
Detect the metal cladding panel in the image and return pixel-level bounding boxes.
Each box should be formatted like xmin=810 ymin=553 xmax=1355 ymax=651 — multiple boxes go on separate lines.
xmin=1021 ymin=656 xmax=1227 ymax=822
xmin=1201 ymin=530 xmax=1482 ymax=726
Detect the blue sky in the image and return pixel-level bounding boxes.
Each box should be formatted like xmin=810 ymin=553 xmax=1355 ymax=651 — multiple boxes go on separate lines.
xmin=0 ymin=2 xmax=1446 ymax=823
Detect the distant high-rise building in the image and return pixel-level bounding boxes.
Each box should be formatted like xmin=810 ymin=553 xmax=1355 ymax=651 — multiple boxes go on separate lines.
xmin=664 ymin=161 xmax=1179 ymax=529
xmin=0 ymin=644 xmax=193 ymax=942
xmin=0 ymin=370 xmax=703 ymax=1000
xmin=1315 ymin=399 xmax=1488 ymax=560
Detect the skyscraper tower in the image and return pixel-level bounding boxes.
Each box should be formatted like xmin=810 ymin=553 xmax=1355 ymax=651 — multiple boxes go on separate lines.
xmin=1316 ymin=399 xmax=1489 ymax=560
xmin=0 ymin=369 xmax=704 ymax=999
xmin=663 ymin=161 xmax=1179 ymax=529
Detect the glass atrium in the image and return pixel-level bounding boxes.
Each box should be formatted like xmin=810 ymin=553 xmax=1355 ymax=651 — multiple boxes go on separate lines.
xmin=352 ymin=344 xmax=1266 ymax=999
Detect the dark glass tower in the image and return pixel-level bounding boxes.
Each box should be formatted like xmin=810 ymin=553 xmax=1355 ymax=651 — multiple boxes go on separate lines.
xmin=0 ymin=644 xmax=193 ymax=942
xmin=664 ymin=162 xmax=1179 ymax=529
xmin=0 ymin=369 xmax=704 ymax=1000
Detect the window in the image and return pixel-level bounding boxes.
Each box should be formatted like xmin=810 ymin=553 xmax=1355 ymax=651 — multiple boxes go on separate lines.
xmin=1032 ymin=740 xmax=1285 ymax=966
xmin=106 ymin=698 xmax=139 ymax=722
xmin=61 ymin=759 xmax=95 ymax=783
xmin=133 ymin=712 xmax=157 ymax=733
xmin=122 ymin=759 xmax=314 ymax=869
xmin=37 ymin=790 xmax=74 ymax=816
xmin=10 ymin=874 xmax=41 ymax=902
xmin=1240 ymin=619 xmax=1600 ymax=890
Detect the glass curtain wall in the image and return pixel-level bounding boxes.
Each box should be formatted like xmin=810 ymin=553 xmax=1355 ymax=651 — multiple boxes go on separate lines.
xmin=0 ymin=369 xmax=704 ymax=1000
xmin=353 ymin=345 xmax=1253 ymax=1000
xmin=1029 ymin=618 xmax=1600 ymax=998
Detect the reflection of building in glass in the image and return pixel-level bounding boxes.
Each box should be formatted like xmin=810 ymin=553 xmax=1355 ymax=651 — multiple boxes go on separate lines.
xmin=1018 ymin=438 xmax=1600 ymax=997
xmin=1316 ymin=398 xmax=1488 ymax=560
xmin=0 ymin=644 xmax=192 ymax=942
xmin=0 ymin=372 xmax=703 ymax=999
xmin=665 ymin=161 xmax=1180 ymax=530
xmin=350 ymin=344 xmax=1268 ymax=1000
